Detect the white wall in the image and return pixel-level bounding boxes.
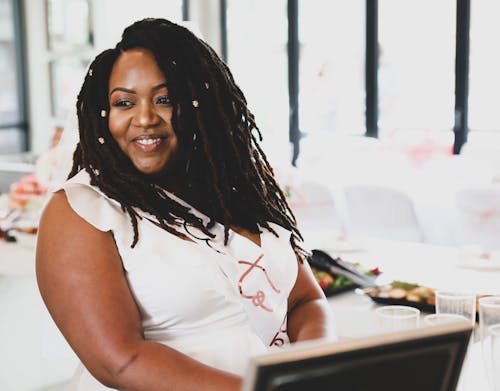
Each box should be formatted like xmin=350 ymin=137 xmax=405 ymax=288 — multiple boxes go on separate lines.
xmin=23 ymin=0 xmax=221 ymax=153
xmin=92 ymin=0 xmax=184 ymax=51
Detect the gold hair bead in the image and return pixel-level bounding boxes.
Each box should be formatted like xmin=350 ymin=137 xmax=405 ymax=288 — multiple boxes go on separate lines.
xmin=100 ymin=110 xmax=107 ymax=118
xmin=88 ymin=68 xmax=93 ymax=76
xmin=192 ymin=100 xmax=199 ymax=108
xmin=204 ymin=82 xmax=209 ymax=90
xmin=98 ymin=137 xmax=105 ymax=144
xmin=172 ymin=60 xmax=177 ymax=66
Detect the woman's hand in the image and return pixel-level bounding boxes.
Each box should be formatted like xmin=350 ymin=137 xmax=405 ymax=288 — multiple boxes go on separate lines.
xmin=36 ymin=191 xmax=242 ymax=391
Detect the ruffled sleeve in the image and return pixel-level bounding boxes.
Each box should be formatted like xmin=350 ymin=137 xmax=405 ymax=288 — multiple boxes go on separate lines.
xmin=54 ymin=170 xmax=129 ymax=234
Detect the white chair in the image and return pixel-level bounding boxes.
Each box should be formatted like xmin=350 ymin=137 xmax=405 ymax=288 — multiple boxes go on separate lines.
xmin=461 ymin=134 xmax=500 ymax=182
xmin=344 ymin=184 xmax=424 ymax=242
xmin=455 ymin=187 xmax=500 ymax=251
xmin=288 ymin=180 xmax=343 ymax=233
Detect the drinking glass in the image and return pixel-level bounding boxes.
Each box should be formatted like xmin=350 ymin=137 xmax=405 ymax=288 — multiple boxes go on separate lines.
xmin=375 ymin=305 xmax=420 ymax=332
xmin=424 ymin=313 xmax=469 ymax=326
xmin=490 ymin=324 xmax=500 ymax=391
xmin=435 ymin=290 xmax=476 ymax=325
xmin=479 ymin=296 xmax=500 ymax=390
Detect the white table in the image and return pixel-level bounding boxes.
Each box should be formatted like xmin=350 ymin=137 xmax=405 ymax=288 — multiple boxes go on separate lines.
xmin=1 ymin=235 xmax=498 ymax=390
xmin=0 ymin=234 xmax=37 ymax=275
xmin=320 ymin=236 xmax=499 ymax=391
xmin=0 ymin=235 xmax=78 ymax=391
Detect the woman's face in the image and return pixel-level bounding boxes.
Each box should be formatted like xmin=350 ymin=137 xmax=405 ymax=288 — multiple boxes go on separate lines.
xmin=108 ymin=48 xmax=178 ymax=175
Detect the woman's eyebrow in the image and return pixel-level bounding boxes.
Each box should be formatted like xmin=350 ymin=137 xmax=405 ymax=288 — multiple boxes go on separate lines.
xmin=109 ymin=87 xmax=135 ymax=95
xmin=151 ymin=83 xmax=168 ymax=92
xmin=109 ymin=83 xmax=168 ymax=96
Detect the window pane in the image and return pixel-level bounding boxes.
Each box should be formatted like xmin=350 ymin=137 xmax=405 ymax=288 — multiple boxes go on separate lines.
xmin=47 ymin=0 xmax=93 ymax=51
xmin=226 ymin=0 xmax=288 ymax=150
xmin=0 ymin=128 xmax=24 ymax=154
xmin=49 ymin=57 xmax=90 ymax=120
xmin=0 ymin=0 xmax=20 ymax=125
xmin=299 ymin=0 xmax=365 ymax=136
xmin=378 ymin=0 xmax=455 ymax=137
xmin=469 ymin=0 xmax=500 ymax=131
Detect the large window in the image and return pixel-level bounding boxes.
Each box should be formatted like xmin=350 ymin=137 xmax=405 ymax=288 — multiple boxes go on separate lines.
xmin=468 ymin=0 xmax=500 ymax=132
xmin=223 ymin=0 xmax=465 ymax=160
xmin=0 ymin=0 xmax=26 ymax=153
xmin=378 ymin=0 xmax=456 ymax=138
xmin=220 ymin=1 xmax=487 ymax=161
xmin=298 ymin=0 xmax=365 ymax=137
xmin=225 ymin=0 xmax=289 ymax=157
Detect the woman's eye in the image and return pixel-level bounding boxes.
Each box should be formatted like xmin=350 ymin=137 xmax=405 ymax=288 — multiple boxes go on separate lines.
xmin=112 ymin=100 xmax=133 ymax=108
xmin=156 ymin=96 xmax=172 ymax=105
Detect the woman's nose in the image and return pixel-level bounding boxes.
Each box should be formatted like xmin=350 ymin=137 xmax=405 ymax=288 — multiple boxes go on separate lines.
xmin=133 ymin=101 xmax=160 ymax=128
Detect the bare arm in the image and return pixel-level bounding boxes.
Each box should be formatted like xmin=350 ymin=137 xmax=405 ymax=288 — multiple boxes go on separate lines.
xmin=36 ymin=191 xmax=242 ymax=391
xmin=286 ymin=257 xmax=337 ymax=342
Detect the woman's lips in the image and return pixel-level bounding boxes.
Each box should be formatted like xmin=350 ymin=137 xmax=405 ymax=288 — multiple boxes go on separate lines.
xmin=133 ymin=135 xmax=166 ymax=152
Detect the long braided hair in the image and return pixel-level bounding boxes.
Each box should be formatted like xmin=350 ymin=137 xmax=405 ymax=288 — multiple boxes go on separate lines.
xmin=69 ymin=18 xmax=307 ymax=262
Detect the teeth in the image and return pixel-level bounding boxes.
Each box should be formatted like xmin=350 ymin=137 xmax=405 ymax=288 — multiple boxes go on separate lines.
xmin=136 ymin=138 xmax=161 ymax=145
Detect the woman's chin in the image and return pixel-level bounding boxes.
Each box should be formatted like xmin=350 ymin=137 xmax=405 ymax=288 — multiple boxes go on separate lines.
xmin=132 ymin=157 xmax=170 ymax=176
xmin=134 ymin=163 xmax=166 ymax=176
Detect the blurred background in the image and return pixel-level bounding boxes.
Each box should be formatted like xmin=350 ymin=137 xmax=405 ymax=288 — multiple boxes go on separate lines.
xmin=2 ymin=0 xmax=500 ymax=390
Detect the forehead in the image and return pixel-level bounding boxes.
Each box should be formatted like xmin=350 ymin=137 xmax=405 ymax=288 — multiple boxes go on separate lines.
xmin=109 ymin=48 xmax=166 ymax=88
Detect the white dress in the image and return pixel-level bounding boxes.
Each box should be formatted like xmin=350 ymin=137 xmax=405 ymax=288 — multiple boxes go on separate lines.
xmin=57 ymin=170 xmax=298 ymax=390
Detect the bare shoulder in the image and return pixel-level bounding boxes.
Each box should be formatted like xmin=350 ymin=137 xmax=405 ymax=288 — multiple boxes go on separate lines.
xmin=37 ymin=190 xmax=116 ymax=265
xmin=38 ymin=190 xmax=83 ymax=234
xmin=36 ymin=189 xmax=123 ymax=291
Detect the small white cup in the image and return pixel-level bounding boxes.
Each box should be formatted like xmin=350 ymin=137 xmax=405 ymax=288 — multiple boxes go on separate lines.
xmin=376 ymin=305 xmax=420 ymax=332
xmin=489 ymin=324 xmax=500 ymax=391
xmin=435 ymin=291 xmax=476 ymax=325
xmin=480 ymin=297 xmax=500 ymax=390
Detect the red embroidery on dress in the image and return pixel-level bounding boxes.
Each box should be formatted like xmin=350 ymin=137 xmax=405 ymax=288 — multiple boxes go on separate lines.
xmin=238 ymin=254 xmax=281 ymax=312
xmin=270 ymin=315 xmax=288 ymax=347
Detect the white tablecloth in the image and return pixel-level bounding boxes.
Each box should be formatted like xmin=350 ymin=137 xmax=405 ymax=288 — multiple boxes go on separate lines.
xmin=0 ymin=234 xmax=37 ymax=275
xmin=0 ymin=235 xmax=78 ymax=391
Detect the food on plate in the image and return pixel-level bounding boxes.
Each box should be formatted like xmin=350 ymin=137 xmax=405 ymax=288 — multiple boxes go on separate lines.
xmin=311 ymin=260 xmax=380 ymax=294
xmin=366 ymin=281 xmax=490 ymax=316
xmin=8 ymin=174 xmax=48 ymax=211
xmin=388 ymin=288 xmax=407 ymax=300
xmin=313 ymin=270 xmax=334 ymax=290
xmin=367 ymin=280 xmax=436 ymax=307
xmin=0 ymin=174 xmax=47 ymax=237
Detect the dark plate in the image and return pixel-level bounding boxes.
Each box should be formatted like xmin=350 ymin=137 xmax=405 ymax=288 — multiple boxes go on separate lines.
xmin=325 ymin=283 xmax=359 ymax=297
xmin=366 ymin=294 xmax=435 ymax=313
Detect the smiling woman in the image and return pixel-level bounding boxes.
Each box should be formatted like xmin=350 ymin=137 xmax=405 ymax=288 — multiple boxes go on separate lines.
xmin=35 ymin=18 xmax=335 ymax=391
xmin=108 ymin=49 xmax=179 ymax=175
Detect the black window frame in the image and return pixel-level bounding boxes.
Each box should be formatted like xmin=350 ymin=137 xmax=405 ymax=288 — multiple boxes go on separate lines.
xmin=287 ymin=0 xmax=300 ymax=166
xmin=182 ymin=0 xmax=189 ymax=21
xmin=220 ymin=0 xmax=227 ymax=62
xmin=365 ymin=0 xmax=378 ymax=139
xmin=454 ymin=0 xmax=470 ymax=154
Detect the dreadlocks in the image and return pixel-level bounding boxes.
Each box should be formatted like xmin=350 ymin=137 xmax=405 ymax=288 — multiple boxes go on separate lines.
xmin=69 ymin=18 xmax=307 ymax=262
